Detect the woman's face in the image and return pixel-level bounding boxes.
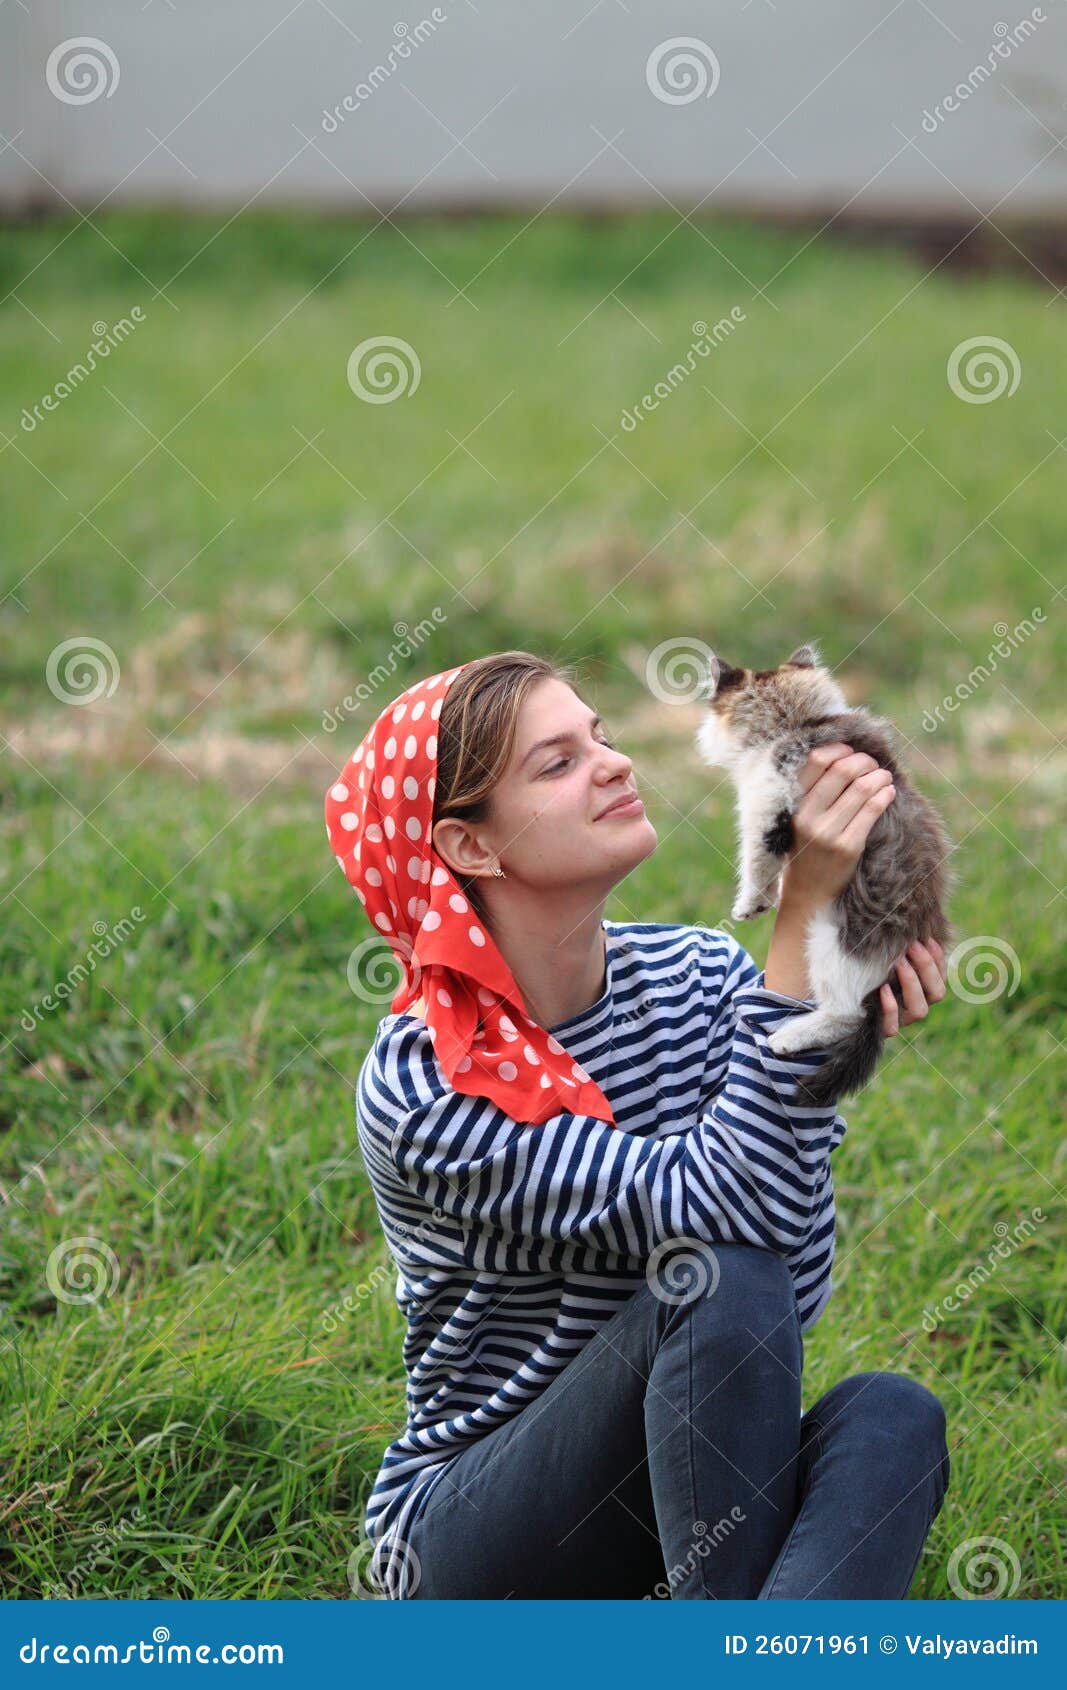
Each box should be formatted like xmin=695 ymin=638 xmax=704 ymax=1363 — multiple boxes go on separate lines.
xmin=437 ymin=678 xmax=658 ymax=895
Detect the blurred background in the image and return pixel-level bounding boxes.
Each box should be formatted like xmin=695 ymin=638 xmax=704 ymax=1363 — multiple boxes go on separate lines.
xmin=1 ymin=1 xmax=1064 ymax=1599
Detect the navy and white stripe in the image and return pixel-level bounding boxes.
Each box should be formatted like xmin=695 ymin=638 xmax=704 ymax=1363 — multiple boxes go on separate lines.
xmin=355 ymin=920 xmax=848 ymax=1592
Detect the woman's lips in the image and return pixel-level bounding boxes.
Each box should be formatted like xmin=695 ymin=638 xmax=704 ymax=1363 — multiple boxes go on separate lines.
xmin=596 ymin=796 xmax=645 ymax=820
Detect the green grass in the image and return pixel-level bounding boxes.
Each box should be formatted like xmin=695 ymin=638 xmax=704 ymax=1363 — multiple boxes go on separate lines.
xmin=0 ymin=211 xmax=1064 ymax=1598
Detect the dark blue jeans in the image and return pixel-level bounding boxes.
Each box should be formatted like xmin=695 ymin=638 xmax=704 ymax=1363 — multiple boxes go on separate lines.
xmin=400 ymin=1244 xmax=950 ymax=1599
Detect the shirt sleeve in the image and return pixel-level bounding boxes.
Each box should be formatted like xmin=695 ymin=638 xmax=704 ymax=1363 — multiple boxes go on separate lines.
xmin=366 ymin=932 xmax=847 ymax=1277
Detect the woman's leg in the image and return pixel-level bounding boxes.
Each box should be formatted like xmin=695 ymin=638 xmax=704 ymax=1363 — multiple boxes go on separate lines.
xmin=757 ymin=1371 xmax=952 ymax=1599
xmin=402 ymin=1243 xmax=806 ymax=1599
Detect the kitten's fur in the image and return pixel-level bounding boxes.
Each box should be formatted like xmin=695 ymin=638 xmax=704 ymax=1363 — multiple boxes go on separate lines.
xmin=694 ymin=642 xmax=956 ymax=1109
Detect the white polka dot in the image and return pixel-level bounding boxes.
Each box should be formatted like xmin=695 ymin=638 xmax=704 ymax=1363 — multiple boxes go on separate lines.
xmin=561 ymin=1074 xmax=576 ymax=1087
xmin=498 ymin=1061 xmax=518 ymax=1082
xmin=572 ymin=1064 xmax=591 ymax=1084
xmin=380 ymin=775 xmax=395 ymax=799
xmin=431 ymin=698 xmax=443 ymax=720
xmin=469 ymin=925 xmax=485 ymax=946
xmin=365 ymin=824 xmax=383 ymax=844
xmin=334 ymin=854 xmax=345 ymax=869
xmin=477 ymin=987 xmax=496 ymax=1006
xmin=339 ymin=812 xmax=358 ymax=832
xmin=420 ymin=860 xmax=431 ymax=884
xmin=411 ymin=700 xmax=425 ymax=721
xmin=391 ymin=704 xmax=407 ymax=723
xmin=426 ymin=735 xmax=437 ymax=758
xmin=448 ymin=893 xmax=468 ymax=913
xmin=415 ymin=898 xmax=428 ymax=920
xmin=383 ymin=736 xmax=396 ymax=759
xmin=427 ymin=777 xmax=435 ymax=800
xmin=499 ymin=1015 xmax=517 ymax=1040
xmin=423 ymin=910 xmax=441 ymax=930
xmin=365 ymin=867 xmax=382 ymax=887
xmin=330 ymin=782 xmax=349 ymax=801
xmin=539 ymin=1072 xmax=552 ymax=1088
xmin=436 ymin=988 xmax=453 ymax=1008
xmin=355 ymin=888 xmax=366 ymax=905
xmin=385 ymin=855 xmax=396 ymax=872
xmin=353 ymin=746 xmax=364 ymax=764
xmin=407 ymin=856 xmax=422 ymax=880
xmin=366 ymin=749 xmax=374 ymax=769
xmin=431 ymin=866 xmax=449 ymax=886
xmin=389 ymin=899 xmax=397 ymax=917
xmin=547 ymin=1035 xmax=564 ymax=1055
xmin=407 ymin=896 xmax=419 ymax=918
xmin=374 ymin=912 xmax=392 ymax=931
xmin=403 ymin=775 xmax=419 ymax=800
xmin=523 ymin=1044 xmax=539 ymax=1065
xmin=455 ymin=1055 xmax=472 ymax=1074
xmin=404 ymin=734 xmax=417 ymax=758
xmin=405 ymin=816 xmax=421 ymax=840
xmin=383 ymin=815 xmax=396 ymax=839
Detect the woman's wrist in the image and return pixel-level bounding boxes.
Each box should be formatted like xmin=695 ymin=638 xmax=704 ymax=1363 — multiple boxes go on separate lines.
xmin=763 ymin=889 xmax=821 ymax=1000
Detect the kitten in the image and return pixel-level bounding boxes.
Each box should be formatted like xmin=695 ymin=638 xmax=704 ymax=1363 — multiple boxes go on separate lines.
xmin=694 ymin=641 xmax=956 ymax=1109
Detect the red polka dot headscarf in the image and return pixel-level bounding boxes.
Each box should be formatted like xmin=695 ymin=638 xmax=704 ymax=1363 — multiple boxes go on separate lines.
xmin=324 ymin=664 xmax=618 ymax=1128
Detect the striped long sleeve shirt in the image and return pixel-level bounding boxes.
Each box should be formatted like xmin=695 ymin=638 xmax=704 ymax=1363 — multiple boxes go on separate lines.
xmin=354 ymin=920 xmax=848 ymax=1585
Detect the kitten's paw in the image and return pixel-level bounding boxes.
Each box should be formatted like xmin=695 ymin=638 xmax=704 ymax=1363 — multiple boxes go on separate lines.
xmin=768 ymin=1018 xmax=820 ymax=1056
xmin=732 ymin=895 xmax=772 ymax=922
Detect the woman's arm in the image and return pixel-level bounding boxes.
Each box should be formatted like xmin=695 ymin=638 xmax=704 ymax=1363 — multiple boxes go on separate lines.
xmin=365 ymin=955 xmax=843 ymax=1275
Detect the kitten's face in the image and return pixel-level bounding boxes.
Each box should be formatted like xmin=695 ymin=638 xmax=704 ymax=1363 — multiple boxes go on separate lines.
xmin=695 ymin=644 xmax=847 ymax=768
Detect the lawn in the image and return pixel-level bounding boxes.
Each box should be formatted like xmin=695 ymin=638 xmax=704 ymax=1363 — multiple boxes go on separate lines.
xmin=0 ymin=210 xmax=1063 ymax=1598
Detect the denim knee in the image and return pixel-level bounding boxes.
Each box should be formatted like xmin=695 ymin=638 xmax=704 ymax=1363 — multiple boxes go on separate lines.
xmin=654 ymin=1242 xmax=799 ymax=1363
xmin=821 ymin=1370 xmax=949 ymax=1478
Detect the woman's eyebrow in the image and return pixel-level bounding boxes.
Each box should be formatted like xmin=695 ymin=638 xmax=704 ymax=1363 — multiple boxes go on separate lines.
xmin=520 ymin=713 xmax=603 ymax=768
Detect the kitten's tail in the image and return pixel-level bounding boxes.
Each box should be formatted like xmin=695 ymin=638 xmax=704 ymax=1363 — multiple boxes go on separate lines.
xmin=794 ymin=987 xmax=889 ymax=1111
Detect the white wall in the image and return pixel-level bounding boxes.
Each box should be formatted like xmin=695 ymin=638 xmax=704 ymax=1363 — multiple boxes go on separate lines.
xmin=4 ymin=0 xmax=1066 ymax=218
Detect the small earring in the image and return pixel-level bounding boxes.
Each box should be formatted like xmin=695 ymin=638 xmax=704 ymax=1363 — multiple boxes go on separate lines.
xmin=492 ymin=864 xmax=506 ymax=879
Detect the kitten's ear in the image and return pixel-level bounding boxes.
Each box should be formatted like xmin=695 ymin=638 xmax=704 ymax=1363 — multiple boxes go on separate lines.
xmin=699 ymin=652 xmax=743 ymax=699
xmin=785 ymin=643 xmax=820 ymax=669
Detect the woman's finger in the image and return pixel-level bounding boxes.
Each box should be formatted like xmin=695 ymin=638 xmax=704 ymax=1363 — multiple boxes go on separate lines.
xmin=823 ymin=767 xmax=894 ymax=833
xmin=906 ymin=940 xmax=946 ymax=1002
xmin=836 ymin=784 xmax=897 ymax=853
xmin=895 ymin=953 xmax=928 ymax=1022
xmin=803 ymin=749 xmax=880 ymax=812
xmin=925 ymin=936 xmax=949 ymax=982
xmin=880 ymin=981 xmax=900 ymax=1037
xmin=797 ymin=743 xmax=854 ymax=795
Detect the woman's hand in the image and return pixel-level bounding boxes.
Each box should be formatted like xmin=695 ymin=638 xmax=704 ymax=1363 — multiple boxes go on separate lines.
xmin=880 ymin=938 xmax=948 ymax=1037
xmin=779 ymin=742 xmax=896 ymax=909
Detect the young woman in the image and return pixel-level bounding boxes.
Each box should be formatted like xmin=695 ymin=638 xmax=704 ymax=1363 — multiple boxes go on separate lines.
xmin=325 ymin=650 xmax=951 ymax=1600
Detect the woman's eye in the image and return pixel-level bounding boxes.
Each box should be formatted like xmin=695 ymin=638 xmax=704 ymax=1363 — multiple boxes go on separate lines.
xmin=541 ymin=738 xmax=618 ymax=776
